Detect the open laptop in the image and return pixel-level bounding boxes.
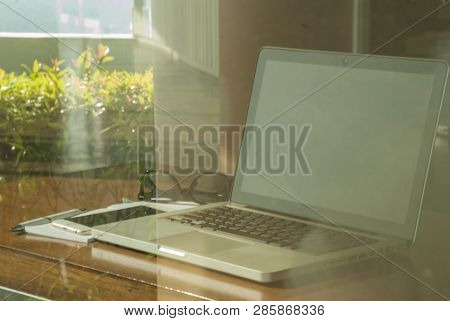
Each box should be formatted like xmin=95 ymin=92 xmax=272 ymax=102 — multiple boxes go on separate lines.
xmin=60 ymin=48 xmax=448 ymax=282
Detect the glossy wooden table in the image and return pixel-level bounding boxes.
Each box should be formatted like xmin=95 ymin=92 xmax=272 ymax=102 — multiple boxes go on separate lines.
xmin=0 ymin=175 xmax=448 ymax=300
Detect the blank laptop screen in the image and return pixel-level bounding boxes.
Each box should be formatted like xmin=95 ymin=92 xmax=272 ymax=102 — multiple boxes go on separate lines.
xmin=232 ymin=48 xmax=448 ymax=239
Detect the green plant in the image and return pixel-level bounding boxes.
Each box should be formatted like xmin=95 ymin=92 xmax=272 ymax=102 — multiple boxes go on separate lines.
xmin=0 ymin=44 xmax=154 ymax=176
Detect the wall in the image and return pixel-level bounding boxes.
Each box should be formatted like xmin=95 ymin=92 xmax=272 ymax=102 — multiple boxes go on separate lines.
xmin=218 ymin=0 xmax=354 ymax=172
xmin=367 ymin=0 xmax=450 ymax=213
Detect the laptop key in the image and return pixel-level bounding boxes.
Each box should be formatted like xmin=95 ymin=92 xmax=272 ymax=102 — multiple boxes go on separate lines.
xmin=183 ymin=214 xmax=204 ymax=220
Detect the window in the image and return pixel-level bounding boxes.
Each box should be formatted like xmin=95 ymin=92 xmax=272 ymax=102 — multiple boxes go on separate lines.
xmin=0 ymin=0 xmax=133 ymax=35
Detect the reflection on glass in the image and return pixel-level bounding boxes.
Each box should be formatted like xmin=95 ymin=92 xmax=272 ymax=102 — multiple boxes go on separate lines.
xmin=0 ymin=0 xmax=133 ymax=34
xmin=0 ymin=0 xmax=448 ymax=301
xmin=138 ymin=170 xmax=231 ymax=204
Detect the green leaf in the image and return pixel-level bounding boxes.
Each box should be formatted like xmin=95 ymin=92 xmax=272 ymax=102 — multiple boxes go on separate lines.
xmin=21 ymin=64 xmax=32 ymax=74
xmin=15 ymin=149 xmax=27 ymax=166
xmin=101 ymin=56 xmax=114 ymax=64
xmin=32 ymin=59 xmax=40 ymax=73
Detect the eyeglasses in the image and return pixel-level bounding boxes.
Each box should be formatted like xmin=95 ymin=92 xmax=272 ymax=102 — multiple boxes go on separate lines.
xmin=138 ymin=170 xmax=233 ymax=204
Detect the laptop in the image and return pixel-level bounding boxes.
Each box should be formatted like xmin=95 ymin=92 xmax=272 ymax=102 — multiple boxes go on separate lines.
xmin=60 ymin=48 xmax=448 ymax=282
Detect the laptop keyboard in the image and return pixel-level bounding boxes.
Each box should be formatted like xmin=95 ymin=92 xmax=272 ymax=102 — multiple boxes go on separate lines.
xmin=164 ymin=206 xmax=375 ymax=255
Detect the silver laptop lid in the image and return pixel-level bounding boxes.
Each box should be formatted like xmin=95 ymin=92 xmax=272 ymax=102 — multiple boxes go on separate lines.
xmin=232 ymin=47 xmax=448 ymax=241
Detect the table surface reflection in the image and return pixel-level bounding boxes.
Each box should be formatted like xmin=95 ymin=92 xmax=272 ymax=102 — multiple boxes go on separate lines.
xmin=0 ymin=175 xmax=448 ymax=300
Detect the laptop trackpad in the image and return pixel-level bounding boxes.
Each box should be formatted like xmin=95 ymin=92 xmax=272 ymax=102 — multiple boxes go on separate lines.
xmin=157 ymin=231 xmax=250 ymax=255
